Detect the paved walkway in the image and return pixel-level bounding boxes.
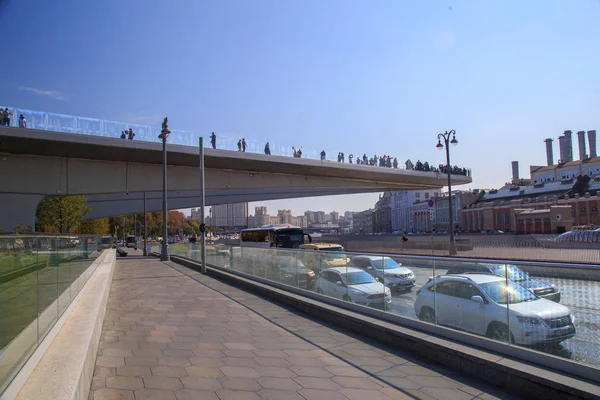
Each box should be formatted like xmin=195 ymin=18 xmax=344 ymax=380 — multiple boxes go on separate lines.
xmin=91 ymin=259 xmax=521 ymax=400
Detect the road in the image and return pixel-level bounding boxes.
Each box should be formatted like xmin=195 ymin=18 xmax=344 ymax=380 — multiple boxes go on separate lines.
xmin=385 ymin=265 xmax=600 ymax=368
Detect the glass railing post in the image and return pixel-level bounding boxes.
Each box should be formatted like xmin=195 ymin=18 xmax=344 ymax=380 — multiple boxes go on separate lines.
xmin=432 ymin=259 xmax=437 ymax=325
xmin=505 ymin=263 xmax=511 ymax=345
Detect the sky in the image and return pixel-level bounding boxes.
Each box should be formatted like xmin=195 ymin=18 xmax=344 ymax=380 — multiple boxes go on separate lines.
xmin=1 ymin=0 xmax=599 ymax=216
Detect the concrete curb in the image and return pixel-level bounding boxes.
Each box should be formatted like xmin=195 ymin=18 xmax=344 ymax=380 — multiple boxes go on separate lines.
xmin=170 ymin=255 xmax=600 ymax=400
xmin=8 ymin=250 xmax=116 ymax=400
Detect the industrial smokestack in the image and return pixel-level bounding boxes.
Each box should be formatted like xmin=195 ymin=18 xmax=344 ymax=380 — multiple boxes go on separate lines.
xmin=558 ymin=136 xmax=566 ymax=163
xmin=563 ymin=130 xmax=573 ymax=162
xmin=588 ymin=130 xmax=597 ymax=158
xmin=544 ymin=138 xmax=554 ymax=166
xmin=577 ymin=131 xmax=587 ymax=160
xmin=511 ymin=161 xmax=519 ymax=181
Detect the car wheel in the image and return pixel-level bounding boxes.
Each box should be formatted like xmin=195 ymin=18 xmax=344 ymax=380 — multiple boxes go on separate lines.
xmin=419 ymin=307 xmax=435 ymax=323
xmin=487 ymin=322 xmax=514 ymax=343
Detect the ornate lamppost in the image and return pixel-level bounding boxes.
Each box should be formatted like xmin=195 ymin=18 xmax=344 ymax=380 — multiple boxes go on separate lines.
xmin=436 ymin=130 xmax=458 ymax=256
xmin=159 ymin=117 xmax=170 ymax=261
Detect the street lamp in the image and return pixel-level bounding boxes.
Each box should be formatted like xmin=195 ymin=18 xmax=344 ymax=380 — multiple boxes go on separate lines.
xmin=159 ymin=117 xmax=171 ymax=261
xmin=437 ymin=129 xmax=458 ymax=256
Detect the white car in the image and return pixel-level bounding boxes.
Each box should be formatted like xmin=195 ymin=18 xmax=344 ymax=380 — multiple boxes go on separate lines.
xmin=349 ymin=255 xmax=415 ymax=291
xmin=316 ymin=267 xmax=391 ymax=309
xmin=414 ymin=274 xmax=575 ymax=345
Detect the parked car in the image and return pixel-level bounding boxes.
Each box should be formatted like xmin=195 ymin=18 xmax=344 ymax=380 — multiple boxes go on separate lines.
xmin=263 ymin=255 xmax=316 ymax=290
xmin=414 ymin=274 xmax=575 ymax=345
xmin=316 ymin=267 xmax=391 ymax=309
xmin=298 ymin=243 xmax=352 ymax=271
xmin=445 ymin=263 xmax=560 ymax=302
xmin=349 ymin=255 xmax=415 ymax=292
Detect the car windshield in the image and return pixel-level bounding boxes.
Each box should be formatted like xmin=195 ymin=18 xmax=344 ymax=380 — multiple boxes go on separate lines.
xmin=479 ymin=281 xmax=537 ymax=304
xmin=275 ymin=229 xmax=305 ymax=247
xmin=321 ymin=247 xmax=346 ymax=259
xmin=488 ymin=265 xmax=530 ymax=282
xmin=344 ymin=271 xmax=376 ymax=285
xmin=372 ymin=258 xmax=400 ymax=270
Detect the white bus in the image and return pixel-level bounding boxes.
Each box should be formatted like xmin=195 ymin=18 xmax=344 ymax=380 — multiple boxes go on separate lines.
xmin=240 ymin=224 xmax=312 ymax=248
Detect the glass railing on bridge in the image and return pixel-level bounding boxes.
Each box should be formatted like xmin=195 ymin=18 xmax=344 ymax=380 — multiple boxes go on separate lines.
xmin=166 ymin=242 xmax=598 ymax=376
xmin=0 ymin=106 xmax=472 ymax=177
xmin=0 ymin=235 xmax=102 ymax=394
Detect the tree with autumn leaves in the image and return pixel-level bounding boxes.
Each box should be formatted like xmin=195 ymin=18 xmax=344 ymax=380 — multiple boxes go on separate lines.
xmin=35 ymin=195 xmax=202 ymax=237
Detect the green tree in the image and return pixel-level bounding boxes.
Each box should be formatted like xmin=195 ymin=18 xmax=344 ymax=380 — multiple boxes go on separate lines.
xmin=79 ymin=218 xmax=110 ymax=235
xmin=36 ymin=195 xmax=90 ymax=233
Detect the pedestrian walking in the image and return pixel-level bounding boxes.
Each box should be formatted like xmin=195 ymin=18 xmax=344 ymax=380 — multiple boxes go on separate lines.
xmin=297 ymin=147 xmax=302 ymax=158
xmin=264 ymin=142 xmax=271 ymax=155
xmin=210 ymin=132 xmax=216 ymax=149
xmin=0 ymin=108 xmax=4 ymax=126
xmin=2 ymin=108 xmax=12 ymax=126
xmin=349 ymin=154 xmax=353 ymax=164
xmin=292 ymin=146 xmax=297 ymax=158
xmin=237 ymin=139 xmax=242 ymax=151
xmin=393 ymin=158 xmax=398 ymax=168
xmin=121 ymin=130 xmax=127 ymax=139
xmin=242 ymin=138 xmax=246 ymax=152
xmin=18 ymin=114 xmax=27 ymax=128
xmin=341 ymin=152 xmax=345 ymax=163
xmin=128 ymin=128 xmax=135 ymax=140
xmin=320 ymin=150 xmax=326 ymax=161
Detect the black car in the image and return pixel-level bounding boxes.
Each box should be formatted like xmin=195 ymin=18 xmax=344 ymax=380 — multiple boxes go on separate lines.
xmin=446 ymin=263 xmax=560 ymax=303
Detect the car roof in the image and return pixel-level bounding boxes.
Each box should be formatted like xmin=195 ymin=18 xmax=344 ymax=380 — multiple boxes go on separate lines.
xmin=436 ymin=274 xmax=504 ymax=284
xmin=322 ymin=266 xmax=364 ymax=274
xmin=352 ymin=255 xmax=391 ymax=261
xmin=300 ymin=243 xmax=343 ymax=249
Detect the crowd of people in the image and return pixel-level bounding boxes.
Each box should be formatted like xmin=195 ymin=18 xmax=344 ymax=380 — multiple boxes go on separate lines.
xmin=407 ymin=159 xmax=469 ymax=176
xmin=333 ymin=153 xmax=400 ymax=168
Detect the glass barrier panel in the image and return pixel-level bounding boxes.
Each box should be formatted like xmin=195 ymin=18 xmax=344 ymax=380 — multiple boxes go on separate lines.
xmin=75 ymin=116 xmax=103 ymax=136
xmin=102 ymin=119 xmax=129 ymax=139
xmin=0 ymin=238 xmax=40 ymax=394
xmin=37 ymin=237 xmax=59 ymax=342
xmin=46 ymin=113 xmax=76 ymax=133
xmin=388 ymin=255 xmax=431 ymax=321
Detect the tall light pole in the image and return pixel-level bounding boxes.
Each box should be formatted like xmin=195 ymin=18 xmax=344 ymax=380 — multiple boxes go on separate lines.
xmin=437 ymin=130 xmax=458 ymax=256
xmin=159 ymin=117 xmax=171 ymax=261
xmin=143 ymin=192 xmax=148 ymax=256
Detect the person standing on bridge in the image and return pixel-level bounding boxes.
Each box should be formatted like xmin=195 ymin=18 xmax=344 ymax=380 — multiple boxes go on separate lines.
xmin=297 ymin=147 xmax=302 ymax=158
xmin=348 ymin=154 xmax=353 ymax=163
xmin=264 ymin=142 xmax=271 ymax=155
xmin=2 ymin=108 xmax=12 ymax=126
xmin=128 ymin=128 xmax=135 ymax=140
xmin=19 ymin=114 xmax=27 ymax=128
xmin=0 ymin=108 xmax=4 ymax=126
xmin=320 ymin=150 xmax=326 ymax=160
xmin=210 ymin=132 xmax=216 ymax=149
xmin=237 ymin=139 xmax=242 ymax=151
xmin=242 ymin=138 xmax=247 ymax=152
xmin=121 ymin=130 xmax=127 ymax=139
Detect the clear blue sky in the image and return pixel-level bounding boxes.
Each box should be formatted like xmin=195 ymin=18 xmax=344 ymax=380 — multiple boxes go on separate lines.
xmin=1 ymin=0 xmax=599 ymax=216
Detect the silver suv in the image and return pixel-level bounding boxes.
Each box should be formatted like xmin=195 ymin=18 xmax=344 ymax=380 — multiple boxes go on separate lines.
xmin=414 ymin=274 xmax=575 ymax=345
xmin=349 ymin=255 xmax=415 ymax=292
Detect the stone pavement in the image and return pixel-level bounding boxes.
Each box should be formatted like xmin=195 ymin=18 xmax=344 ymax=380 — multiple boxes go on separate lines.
xmin=91 ymin=258 xmax=522 ymax=400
